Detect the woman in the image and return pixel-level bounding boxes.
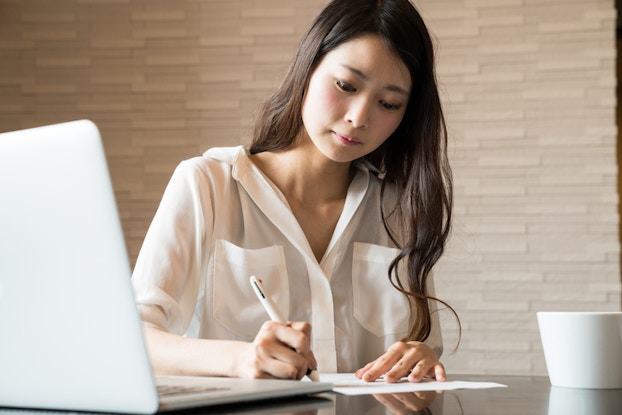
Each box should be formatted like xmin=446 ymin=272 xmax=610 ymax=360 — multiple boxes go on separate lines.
xmin=132 ymin=0 xmax=457 ymax=384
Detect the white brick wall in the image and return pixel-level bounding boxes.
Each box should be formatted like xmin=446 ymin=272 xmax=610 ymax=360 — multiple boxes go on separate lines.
xmin=424 ymin=0 xmax=621 ymax=374
xmin=0 ymin=0 xmax=619 ymax=376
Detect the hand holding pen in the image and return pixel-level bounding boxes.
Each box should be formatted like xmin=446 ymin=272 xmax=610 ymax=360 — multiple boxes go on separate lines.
xmin=250 ymin=276 xmax=320 ymax=382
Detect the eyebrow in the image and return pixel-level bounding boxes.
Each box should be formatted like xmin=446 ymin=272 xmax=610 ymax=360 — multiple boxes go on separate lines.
xmin=340 ymin=64 xmax=410 ymax=96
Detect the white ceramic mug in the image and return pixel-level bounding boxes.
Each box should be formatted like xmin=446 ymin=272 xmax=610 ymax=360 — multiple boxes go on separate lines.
xmin=537 ymin=311 xmax=622 ymax=389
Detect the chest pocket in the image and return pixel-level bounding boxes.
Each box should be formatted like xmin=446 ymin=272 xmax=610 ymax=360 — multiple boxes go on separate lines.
xmin=213 ymin=240 xmax=289 ymax=340
xmin=352 ymin=242 xmax=410 ymax=337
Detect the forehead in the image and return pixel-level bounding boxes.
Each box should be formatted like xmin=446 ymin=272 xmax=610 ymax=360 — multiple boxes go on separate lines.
xmin=317 ymin=34 xmax=411 ymax=91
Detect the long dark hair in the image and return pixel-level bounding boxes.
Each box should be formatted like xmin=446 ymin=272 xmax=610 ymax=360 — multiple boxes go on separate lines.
xmin=250 ymin=0 xmax=459 ymax=345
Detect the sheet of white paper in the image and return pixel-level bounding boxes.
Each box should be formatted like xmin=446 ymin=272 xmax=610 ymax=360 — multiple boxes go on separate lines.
xmin=318 ymin=373 xmax=508 ymax=395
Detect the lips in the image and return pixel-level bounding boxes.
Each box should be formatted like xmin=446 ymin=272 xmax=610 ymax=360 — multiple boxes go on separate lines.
xmin=334 ymin=131 xmax=362 ymax=146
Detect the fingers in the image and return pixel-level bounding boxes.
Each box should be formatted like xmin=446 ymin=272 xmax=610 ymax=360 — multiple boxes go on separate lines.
xmin=354 ymin=361 xmax=374 ymax=379
xmin=251 ymin=320 xmax=315 ymax=380
xmin=252 ymin=337 xmax=307 ymax=379
xmin=430 ymin=361 xmax=447 ymax=382
xmin=356 ymin=341 xmax=447 ymax=383
xmin=407 ymin=359 xmax=446 ymax=383
xmin=287 ymin=322 xmax=315 ymax=361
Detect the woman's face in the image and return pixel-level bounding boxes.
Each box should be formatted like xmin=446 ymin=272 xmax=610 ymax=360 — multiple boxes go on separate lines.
xmin=300 ymin=34 xmax=411 ymax=164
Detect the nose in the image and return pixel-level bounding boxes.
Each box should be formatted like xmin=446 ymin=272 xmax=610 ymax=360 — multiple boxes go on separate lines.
xmin=345 ymin=96 xmax=370 ymax=128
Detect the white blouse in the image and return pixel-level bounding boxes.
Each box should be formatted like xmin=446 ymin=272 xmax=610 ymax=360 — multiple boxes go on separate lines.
xmin=131 ymin=146 xmax=442 ymax=373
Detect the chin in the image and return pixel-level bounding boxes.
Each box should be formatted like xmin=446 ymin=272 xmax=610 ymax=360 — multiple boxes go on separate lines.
xmin=325 ymin=151 xmax=361 ymax=165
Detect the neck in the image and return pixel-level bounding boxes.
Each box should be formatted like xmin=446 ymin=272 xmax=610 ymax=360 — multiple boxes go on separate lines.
xmin=250 ymin=144 xmax=354 ymax=206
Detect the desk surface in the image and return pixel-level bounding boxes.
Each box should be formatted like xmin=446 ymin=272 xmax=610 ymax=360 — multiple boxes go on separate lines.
xmin=1 ymin=375 xmax=621 ymax=415
xmin=202 ymin=374 xmax=622 ymax=415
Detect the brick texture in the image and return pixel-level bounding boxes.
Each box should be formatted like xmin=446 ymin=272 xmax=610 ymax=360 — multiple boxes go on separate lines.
xmin=1 ymin=0 xmax=619 ymax=375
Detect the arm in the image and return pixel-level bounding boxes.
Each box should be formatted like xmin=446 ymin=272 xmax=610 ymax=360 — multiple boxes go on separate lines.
xmin=143 ymin=321 xmax=317 ymax=379
xmin=134 ymin=158 xmax=317 ymax=379
xmin=142 ymin=327 xmax=247 ymax=377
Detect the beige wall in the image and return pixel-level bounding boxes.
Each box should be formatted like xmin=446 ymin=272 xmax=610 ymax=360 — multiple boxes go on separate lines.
xmin=1 ymin=0 xmax=619 ymax=376
xmin=428 ymin=0 xmax=621 ymax=375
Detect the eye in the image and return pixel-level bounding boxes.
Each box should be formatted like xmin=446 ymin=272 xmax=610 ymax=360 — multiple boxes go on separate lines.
xmin=380 ymin=101 xmax=402 ymax=111
xmin=336 ymin=80 xmax=356 ymax=92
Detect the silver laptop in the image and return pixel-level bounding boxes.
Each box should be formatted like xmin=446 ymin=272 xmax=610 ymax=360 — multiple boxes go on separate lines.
xmin=0 ymin=120 xmax=332 ymax=414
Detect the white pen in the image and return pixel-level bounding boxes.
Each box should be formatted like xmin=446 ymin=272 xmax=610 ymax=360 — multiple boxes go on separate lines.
xmin=249 ymin=275 xmax=320 ymax=382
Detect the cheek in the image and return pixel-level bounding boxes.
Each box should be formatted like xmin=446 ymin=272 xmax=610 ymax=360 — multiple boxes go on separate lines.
xmin=376 ymin=113 xmax=405 ymax=139
xmin=320 ymin=89 xmax=341 ymax=110
xmin=304 ymin=81 xmax=342 ymax=117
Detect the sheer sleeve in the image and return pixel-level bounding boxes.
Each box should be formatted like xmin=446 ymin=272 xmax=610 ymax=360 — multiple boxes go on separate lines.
xmin=132 ymin=159 xmax=212 ymax=335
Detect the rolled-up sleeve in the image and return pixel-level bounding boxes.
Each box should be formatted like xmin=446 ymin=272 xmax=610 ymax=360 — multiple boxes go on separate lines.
xmin=132 ymin=159 xmax=211 ymax=335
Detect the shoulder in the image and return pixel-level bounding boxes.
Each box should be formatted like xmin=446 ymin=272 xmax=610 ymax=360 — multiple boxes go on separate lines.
xmin=201 ymin=145 xmax=247 ymax=164
xmin=159 ymin=147 xmax=249 ymax=199
xmin=174 ymin=146 xmax=248 ymax=178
